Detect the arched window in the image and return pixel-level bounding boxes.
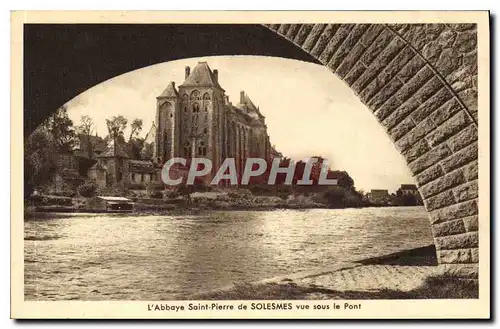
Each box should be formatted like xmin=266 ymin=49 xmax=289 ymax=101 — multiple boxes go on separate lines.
xmin=203 ymin=127 xmax=208 ymax=134
xmin=203 ymin=92 xmax=211 ymax=100
xmin=190 ymin=90 xmax=200 ymax=100
xmin=160 ymin=101 xmax=172 ymax=110
xmin=182 ymin=94 xmax=188 ymax=102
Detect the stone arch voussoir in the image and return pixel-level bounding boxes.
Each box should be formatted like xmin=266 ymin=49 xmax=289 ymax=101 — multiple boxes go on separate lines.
xmin=263 ymin=23 xmax=479 ymax=279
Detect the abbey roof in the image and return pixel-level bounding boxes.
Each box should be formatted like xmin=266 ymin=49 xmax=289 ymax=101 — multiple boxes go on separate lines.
xmin=180 ymin=62 xmax=224 ymax=90
xmin=157 ymin=81 xmax=179 ymax=98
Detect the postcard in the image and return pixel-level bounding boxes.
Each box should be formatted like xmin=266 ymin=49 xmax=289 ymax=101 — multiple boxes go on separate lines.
xmin=11 ymin=10 xmax=490 ymax=319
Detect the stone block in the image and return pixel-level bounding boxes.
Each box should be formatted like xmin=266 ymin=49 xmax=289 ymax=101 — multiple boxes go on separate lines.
xmin=409 ymin=143 xmax=451 ymax=174
xmin=463 ymin=160 xmax=478 ymax=181
xmin=388 ymin=116 xmax=415 ymax=141
xmin=403 ymin=139 xmax=431 ymax=163
xmin=430 ymin=200 xmax=477 ymax=225
xmin=396 ymin=118 xmax=437 ymax=152
xmin=359 ymin=24 xmax=384 ymax=47
xmin=329 ymin=24 xmax=370 ymax=71
xmin=415 ymin=164 xmax=445 ymax=186
xmin=421 ymin=41 xmax=443 ymax=66
xmin=436 ymin=29 xmax=458 ymax=48
xmin=353 ymin=37 xmax=406 ymax=93
xmin=397 ymin=55 xmax=426 ymax=82
xmin=426 ymin=111 xmax=470 ymax=147
xmin=302 ymin=24 xmax=327 ymax=52
xmin=463 ymin=215 xmax=478 ymax=232
xmin=436 ymin=232 xmax=478 ymax=250
xmin=448 ymin=24 xmax=476 ymax=32
xmin=457 ymin=88 xmax=478 ymax=116
xmin=360 ymin=29 xmax=394 ymax=66
xmin=336 ymin=42 xmax=366 ymax=78
xmin=383 ymin=97 xmax=421 ymax=131
xmin=439 ymin=249 xmax=472 ymax=263
xmin=310 ymin=24 xmax=341 ymax=57
xmin=343 ymin=63 xmax=366 ymax=86
xmin=425 ymin=190 xmax=456 ymax=211
xmin=439 ymin=264 xmax=478 ymax=279
xmin=447 ymin=124 xmax=477 ymax=152
xmin=453 ymin=180 xmax=478 ymax=202
xmin=319 ymin=24 xmax=355 ymax=64
xmin=359 ymin=46 xmax=415 ymax=102
xmin=368 ymin=78 xmax=404 ymax=110
xmin=412 ymin=76 xmax=446 ymax=105
xmin=285 ymin=24 xmax=302 ymax=39
xmin=441 ymin=143 xmax=478 ymax=173
xmin=411 ymin=88 xmax=454 ymax=123
xmin=471 ymin=248 xmax=479 ymax=263
xmin=455 ymin=30 xmax=477 ymax=53
xmin=277 ymin=24 xmax=291 ymax=35
xmin=401 ymin=24 xmax=429 ymax=51
xmin=435 ymin=48 xmax=463 ymax=76
xmin=374 ymin=96 xmax=401 ymax=122
xmin=378 ymin=46 xmax=416 ymax=81
xmin=395 ymin=66 xmax=434 ymax=103
xmin=430 ymin=98 xmax=463 ymax=125
xmin=420 ymin=169 xmax=466 ymax=198
xmin=293 ymin=24 xmax=315 ymax=45
xmin=432 ymin=218 xmax=466 ymax=237
xmin=268 ymin=24 xmax=280 ymax=31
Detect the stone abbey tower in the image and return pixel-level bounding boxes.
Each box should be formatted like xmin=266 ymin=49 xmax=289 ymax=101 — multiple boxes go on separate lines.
xmin=153 ymin=61 xmax=273 ymax=178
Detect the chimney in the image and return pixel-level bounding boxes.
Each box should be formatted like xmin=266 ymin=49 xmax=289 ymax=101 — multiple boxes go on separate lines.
xmin=240 ymin=91 xmax=245 ymax=104
xmin=185 ymin=66 xmax=191 ymax=80
xmin=224 ymin=95 xmax=229 ymax=105
xmin=213 ymin=69 xmax=218 ymax=83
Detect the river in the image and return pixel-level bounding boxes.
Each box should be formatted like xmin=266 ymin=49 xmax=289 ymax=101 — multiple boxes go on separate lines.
xmin=24 ymin=206 xmax=433 ymax=300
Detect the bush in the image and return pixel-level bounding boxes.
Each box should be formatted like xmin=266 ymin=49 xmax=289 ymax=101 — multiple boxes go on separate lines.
xmin=164 ymin=190 xmax=179 ymax=199
xmin=77 ymin=182 xmax=97 ymax=197
xmin=147 ymin=182 xmax=164 ymax=199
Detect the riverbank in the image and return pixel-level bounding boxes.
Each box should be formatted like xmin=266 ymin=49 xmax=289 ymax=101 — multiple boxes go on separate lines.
xmin=190 ymin=245 xmax=478 ymax=300
xmin=25 ymin=193 xmax=419 ymax=219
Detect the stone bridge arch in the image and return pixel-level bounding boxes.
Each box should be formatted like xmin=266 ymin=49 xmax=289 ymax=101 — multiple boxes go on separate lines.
xmin=24 ymin=23 xmax=479 ymax=278
xmin=264 ymin=23 xmax=479 ymax=279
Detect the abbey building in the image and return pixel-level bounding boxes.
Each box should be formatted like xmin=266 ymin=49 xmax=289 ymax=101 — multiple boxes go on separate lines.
xmin=152 ymin=61 xmax=274 ymax=177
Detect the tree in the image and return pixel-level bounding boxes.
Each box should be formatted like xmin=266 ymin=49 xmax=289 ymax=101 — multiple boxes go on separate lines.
xmin=24 ymin=128 xmax=57 ymax=197
xmin=129 ymin=118 xmax=143 ymax=142
xmin=76 ymin=115 xmax=95 ymax=158
xmin=129 ymin=137 xmax=145 ymax=160
xmin=105 ymin=115 xmax=128 ymax=139
xmin=42 ymin=104 xmax=76 ymax=152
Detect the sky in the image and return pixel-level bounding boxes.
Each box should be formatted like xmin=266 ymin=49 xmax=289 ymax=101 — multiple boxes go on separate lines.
xmin=65 ymin=55 xmax=415 ymax=193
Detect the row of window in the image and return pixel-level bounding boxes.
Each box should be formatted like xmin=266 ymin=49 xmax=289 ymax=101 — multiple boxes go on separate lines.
xmin=184 ymin=90 xmax=211 ymax=101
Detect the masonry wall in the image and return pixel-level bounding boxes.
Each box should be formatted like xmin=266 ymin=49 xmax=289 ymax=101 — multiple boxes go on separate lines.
xmin=264 ymin=23 xmax=479 ymax=279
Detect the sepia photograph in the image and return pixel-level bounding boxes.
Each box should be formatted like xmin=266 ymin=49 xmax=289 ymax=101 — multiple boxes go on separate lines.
xmin=11 ymin=10 xmax=490 ymax=319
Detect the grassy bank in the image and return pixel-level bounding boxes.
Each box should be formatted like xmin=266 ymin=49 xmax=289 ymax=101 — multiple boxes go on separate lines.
xmin=190 ymin=275 xmax=479 ymax=300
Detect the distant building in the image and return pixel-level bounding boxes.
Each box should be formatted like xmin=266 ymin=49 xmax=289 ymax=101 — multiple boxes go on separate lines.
xmin=398 ymin=184 xmax=423 ymax=205
xmin=400 ymin=184 xmax=419 ymax=196
xmin=368 ymin=189 xmax=390 ymax=204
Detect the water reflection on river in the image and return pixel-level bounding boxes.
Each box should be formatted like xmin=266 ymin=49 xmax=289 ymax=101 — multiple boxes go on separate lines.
xmin=24 ymin=206 xmax=433 ymax=300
